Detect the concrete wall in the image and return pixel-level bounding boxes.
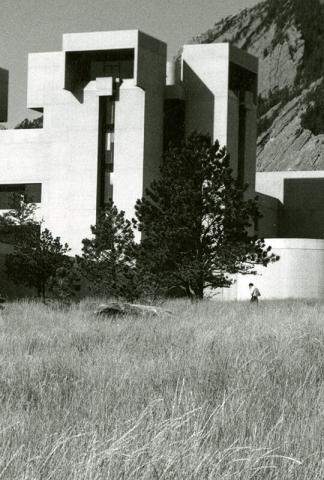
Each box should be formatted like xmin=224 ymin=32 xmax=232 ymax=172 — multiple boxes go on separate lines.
xmin=0 ymin=30 xmax=168 ymax=254
xmin=257 ymin=192 xmax=280 ymax=238
xmin=0 ymin=31 xmax=259 ymax=265
xmin=182 ymin=43 xmax=229 ymax=147
xmin=181 ymin=44 xmax=258 ymax=192
xmin=137 ymin=32 xmax=166 ymax=196
xmin=0 ymin=67 xmax=8 ymax=122
xmin=256 ymin=171 xmax=324 ymax=202
xmin=106 ymin=32 xmax=166 ymax=224
xmin=218 ymin=238 xmax=324 ymax=301
xmin=256 ymin=171 xmax=324 ymax=239
xmin=62 ymin=30 xmax=139 ymax=53
xmin=0 ymin=85 xmax=100 ymax=254
xmin=27 ymin=52 xmax=65 ymax=112
xmin=113 ymin=82 xmax=145 ymax=222
xmin=44 ymin=85 xmax=100 ymax=252
xmin=280 ymin=178 xmax=324 ymax=239
xmin=0 ymin=129 xmax=50 ymax=225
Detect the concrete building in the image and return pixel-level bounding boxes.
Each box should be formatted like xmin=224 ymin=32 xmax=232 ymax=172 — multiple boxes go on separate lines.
xmin=247 ymin=171 xmax=324 ymax=300
xmin=1 ymin=29 xmax=324 ymax=300
xmin=0 ymin=31 xmax=258 ymax=255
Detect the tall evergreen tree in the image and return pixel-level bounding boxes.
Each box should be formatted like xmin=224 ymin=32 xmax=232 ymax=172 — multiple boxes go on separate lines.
xmin=135 ymin=133 xmax=278 ymax=299
xmin=80 ymin=202 xmax=138 ymax=301
xmin=5 ymin=228 xmax=71 ymax=301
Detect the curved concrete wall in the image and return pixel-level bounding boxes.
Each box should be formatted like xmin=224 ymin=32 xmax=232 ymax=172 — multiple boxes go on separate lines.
xmin=219 ymin=238 xmax=324 ymax=300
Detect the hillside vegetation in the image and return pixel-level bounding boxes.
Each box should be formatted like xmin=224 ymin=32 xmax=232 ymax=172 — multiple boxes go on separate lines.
xmin=193 ymin=0 xmax=324 ymax=171
xmin=0 ymin=299 xmax=323 ymax=478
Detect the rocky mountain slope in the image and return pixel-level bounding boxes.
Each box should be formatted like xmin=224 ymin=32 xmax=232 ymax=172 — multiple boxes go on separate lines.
xmin=192 ymin=0 xmax=324 ymax=171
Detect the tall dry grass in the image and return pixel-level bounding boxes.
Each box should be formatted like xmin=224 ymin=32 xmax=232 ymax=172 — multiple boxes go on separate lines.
xmin=0 ymin=299 xmax=323 ymax=478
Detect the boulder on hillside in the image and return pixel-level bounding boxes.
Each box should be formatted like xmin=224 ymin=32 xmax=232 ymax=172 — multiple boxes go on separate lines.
xmin=94 ymin=302 xmax=171 ymax=318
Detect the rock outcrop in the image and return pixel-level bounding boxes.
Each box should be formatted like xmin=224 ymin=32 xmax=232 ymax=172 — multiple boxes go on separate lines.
xmin=257 ymin=84 xmax=324 ymax=171
xmin=94 ymin=303 xmax=171 ymax=318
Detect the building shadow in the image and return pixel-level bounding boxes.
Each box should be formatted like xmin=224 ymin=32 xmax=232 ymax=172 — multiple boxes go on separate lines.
xmin=280 ymin=177 xmax=324 ymax=238
xmin=182 ymin=61 xmax=214 ymax=138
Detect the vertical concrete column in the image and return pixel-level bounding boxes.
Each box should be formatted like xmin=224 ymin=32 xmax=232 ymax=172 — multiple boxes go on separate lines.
xmin=166 ymin=61 xmax=176 ymax=86
xmin=113 ymin=85 xmax=145 ymax=223
xmin=182 ymin=44 xmax=230 ymax=148
xmin=137 ymin=33 xmax=166 ymax=198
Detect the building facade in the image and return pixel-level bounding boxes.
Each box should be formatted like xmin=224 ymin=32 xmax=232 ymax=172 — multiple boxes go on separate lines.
xmin=1 ymin=30 xmax=324 ymax=299
xmin=0 ymin=30 xmax=258 ymax=255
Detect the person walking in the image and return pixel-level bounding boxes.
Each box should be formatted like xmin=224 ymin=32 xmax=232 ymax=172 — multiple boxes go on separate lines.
xmin=249 ymin=283 xmax=261 ymax=304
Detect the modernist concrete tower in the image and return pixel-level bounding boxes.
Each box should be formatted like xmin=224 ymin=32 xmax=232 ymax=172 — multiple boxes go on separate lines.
xmin=0 ymin=30 xmax=258 ymax=254
xmin=181 ymin=44 xmax=258 ymax=194
xmin=2 ymin=30 xmax=324 ymax=300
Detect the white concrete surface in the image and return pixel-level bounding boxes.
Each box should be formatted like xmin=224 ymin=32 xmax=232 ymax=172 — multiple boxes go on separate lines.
xmin=256 ymin=171 xmax=324 ymax=202
xmin=0 ymin=30 xmax=167 ymax=253
xmin=182 ymin=43 xmax=229 ymax=148
xmin=218 ymin=238 xmax=324 ymax=301
xmin=0 ymin=30 xmax=260 ymax=266
xmin=182 ymin=43 xmax=258 ymax=189
xmin=27 ymin=52 xmax=65 ymax=111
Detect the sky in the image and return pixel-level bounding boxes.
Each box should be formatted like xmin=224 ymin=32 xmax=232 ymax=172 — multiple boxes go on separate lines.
xmin=0 ymin=0 xmax=260 ymax=127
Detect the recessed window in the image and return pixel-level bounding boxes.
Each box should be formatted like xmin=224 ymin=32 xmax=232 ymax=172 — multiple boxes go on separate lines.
xmin=65 ymin=49 xmax=134 ymax=92
xmin=0 ymin=183 xmax=42 ymax=209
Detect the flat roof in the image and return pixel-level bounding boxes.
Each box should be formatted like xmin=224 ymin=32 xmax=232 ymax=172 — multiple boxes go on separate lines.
xmin=62 ymin=30 xmax=166 ymax=53
xmin=182 ymin=43 xmax=258 ymax=74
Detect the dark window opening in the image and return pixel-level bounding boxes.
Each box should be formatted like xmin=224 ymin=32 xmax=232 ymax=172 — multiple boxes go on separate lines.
xmin=163 ymin=99 xmax=185 ymax=150
xmin=0 ymin=184 xmax=42 ymax=209
xmin=103 ymin=63 xmax=120 ymax=78
xmin=237 ymin=105 xmax=246 ymax=187
xmin=229 ymin=62 xmax=257 ymax=102
xmin=105 ymin=183 xmax=113 ymax=204
xmin=229 ymin=62 xmax=257 ymax=187
xmin=65 ymin=49 xmax=134 ymax=91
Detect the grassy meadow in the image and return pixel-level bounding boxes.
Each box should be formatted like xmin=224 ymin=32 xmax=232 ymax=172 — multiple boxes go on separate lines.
xmin=0 ymin=299 xmax=323 ymax=479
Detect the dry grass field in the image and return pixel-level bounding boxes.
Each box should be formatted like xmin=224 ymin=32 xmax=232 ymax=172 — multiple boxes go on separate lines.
xmin=0 ymin=299 xmax=323 ymax=479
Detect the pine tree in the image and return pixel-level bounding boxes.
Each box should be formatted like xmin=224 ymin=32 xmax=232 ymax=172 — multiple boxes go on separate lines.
xmin=135 ymin=132 xmax=278 ymax=299
xmin=1 ymin=194 xmax=73 ymax=301
xmin=5 ymin=228 xmax=71 ymax=301
xmin=79 ymin=202 xmax=138 ymax=301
